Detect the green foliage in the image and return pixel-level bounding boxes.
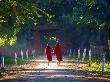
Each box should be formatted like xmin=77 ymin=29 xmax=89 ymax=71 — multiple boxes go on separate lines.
xmin=0 ymin=0 xmax=53 ymax=46
xmin=0 ymin=0 xmax=110 ymax=48
xmin=8 ymin=35 xmax=17 ymax=46
xmin=43 ymin=36 xmax=56 ymax=46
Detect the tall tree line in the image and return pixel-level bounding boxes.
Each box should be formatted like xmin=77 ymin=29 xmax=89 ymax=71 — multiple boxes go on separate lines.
xmin=0 ymin=0 xmax=110 ymax=59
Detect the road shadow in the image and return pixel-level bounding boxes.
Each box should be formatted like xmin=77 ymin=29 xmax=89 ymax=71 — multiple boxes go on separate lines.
xmin=1 ymin=68 xmax=110 ymax=82
xmin=1 ymin=56 xmax=110 ymax=82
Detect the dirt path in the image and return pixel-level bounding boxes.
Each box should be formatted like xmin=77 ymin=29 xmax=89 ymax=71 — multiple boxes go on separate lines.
xmin=1 ymin=56 xmax=110 ymax=82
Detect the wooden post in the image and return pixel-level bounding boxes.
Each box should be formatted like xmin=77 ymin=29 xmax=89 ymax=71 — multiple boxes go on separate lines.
xmin=102 ymin=53 xmax=106 ymax=75
xmin=78 ymin=48 xmax=80 ymax=59
xmin=89 ymin=49 xmax=91 ymax=61
xmin=107 ymin=40 xmax=110 ymax=58
xmin=15 ymin=52 xmax=17 ymax=65
xmin=26 ymin=49 xmax=29 ymax=59
xmin=82 ymin=48 xmax=86 ymax=61
xmin=2 ymin=56 xmax=4 ymax=67
xmin=69 ymin=49 xmax=71 ymax=56
xmin=32 ymin=49 xmax=35 ymax=57
xmin=21 ymin=50 xmax=24 ymax=60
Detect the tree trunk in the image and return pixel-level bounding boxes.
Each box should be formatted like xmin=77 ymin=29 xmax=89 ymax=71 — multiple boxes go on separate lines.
xmin=106 ymin=40 xmax=110 ymax=60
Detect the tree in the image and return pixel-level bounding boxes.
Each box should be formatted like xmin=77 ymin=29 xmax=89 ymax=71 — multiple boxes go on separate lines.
xmin=41 ymin=0 xmax=110 ymax=59
xmin=0 ymin=0 xmax=53 ymax=47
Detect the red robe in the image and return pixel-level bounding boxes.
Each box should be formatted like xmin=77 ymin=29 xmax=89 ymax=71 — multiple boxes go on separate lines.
xmin=45 ymin=46 xmax=52 ymax=61
xmin=54 ymin=43 xmax=62 ymax=61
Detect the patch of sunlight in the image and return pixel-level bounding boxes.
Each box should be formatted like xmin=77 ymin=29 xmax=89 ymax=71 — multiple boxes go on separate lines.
xmin=88 ymin=62 xmax=110 ymax=72
xmin=0 ymin=35 xmax=7 ymax=46
xmin=42 ymin=70 xmax=64 ymax=73
xmin=80 ymin=16 xmax=83 ymax=19
xmin=8 ymin=36 xmax=17 ymax=46
xmin=46 ymin=74 xmax=68 ymax=78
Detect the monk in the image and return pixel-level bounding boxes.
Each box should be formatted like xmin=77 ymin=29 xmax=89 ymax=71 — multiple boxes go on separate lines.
xmin=45 ymin=44 xmax=52 ymax=66
xmin=54 ymin=41 xmax=62 ymax=65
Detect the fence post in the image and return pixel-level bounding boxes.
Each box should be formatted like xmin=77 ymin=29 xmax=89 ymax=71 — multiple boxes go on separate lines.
xmin=32 ymin=49 xmax=35 ymax=58
xmin=21 ymin=50 xmax=24 ymax=60
xmin=26 ymin=49 xmax=29 ymax=59
xmin=78 ymin=48 xmax=80 ymax=59
xmin=15 ymin=52 xmax=18 ymax=65
xmin=2 ymin=56 xmax=4 ymax=67
xmin=89 ymin=49 xmax=91 ymax=61
xmin=63 ymin=51 xmax=65 ymax=55
xmin=82 ymin=48 xmax=86 ymax=61
xmin=102 ymin=53 xmax=106 ymax=75
xmin=69 ymin=49 xmax=71 ymax=56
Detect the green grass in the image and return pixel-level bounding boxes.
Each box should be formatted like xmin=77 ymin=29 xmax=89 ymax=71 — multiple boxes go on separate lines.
xmin=64 ymin=54 xmax=110 ymax=75
xmin=87 ymin=61 xmax=110 ymax=75
xmin=5 ymin=57 xmax=15 ymax=65
xmin=4 ymin=56 xmax=37 ymax=66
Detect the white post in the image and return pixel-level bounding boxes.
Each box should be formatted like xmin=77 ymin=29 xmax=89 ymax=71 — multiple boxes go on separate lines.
xmin=65 ymin=51 xmax=66 ymax=55
xmin=63 ymin=51 xmax=65 ymax=55
xmin=102 ymin=53 xmax=106 ymax=75
xmin=32 ymin=49 xmax=35 ymax=57
xmin=82 ymin=48 xmax=86 ymax=61
xmin=26 ymin=49 xmax=29 ymax=59
xmin=89 ymin=49 xmax=91 ymax=61
xmin=15 ymin=52 xmax=18 ymax=65
xmin=2 ymin=56 xmax=4 ymax=67
xmin=69 ymin=49 xmax=72 ymax=56
xmin=21 ymin=50 xmax=24 ymax=60
xmin=78 ymin=48 xmax=80 ymax=59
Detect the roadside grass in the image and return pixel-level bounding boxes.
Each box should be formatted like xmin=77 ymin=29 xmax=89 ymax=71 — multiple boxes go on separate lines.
xmin=64 ymin=54 xmax=110 ymax=75
xmin=0 ymin=56 xmax=38 ymax=77
xmin=87 ymin=61 xmax=110 ymax=75
xmin=4 ymin=56 xmax=38 ymax=66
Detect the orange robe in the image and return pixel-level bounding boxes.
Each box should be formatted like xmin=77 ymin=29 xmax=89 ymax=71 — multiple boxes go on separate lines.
xmin=54 ymin=43 xmax=62 ymax=61
xmin=45 ymin=46 xmax=52 ymax=61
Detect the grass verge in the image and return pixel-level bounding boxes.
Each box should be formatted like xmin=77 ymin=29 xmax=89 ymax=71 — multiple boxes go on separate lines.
xmin=64 ymin=55 xmax=110 ymax=75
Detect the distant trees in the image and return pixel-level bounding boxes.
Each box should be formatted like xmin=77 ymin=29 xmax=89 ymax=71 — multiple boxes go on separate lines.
xmin=43 ymin=0 xmax=110 ymax=59
xmin=52 ymin=0 xmax=110 ymax=47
